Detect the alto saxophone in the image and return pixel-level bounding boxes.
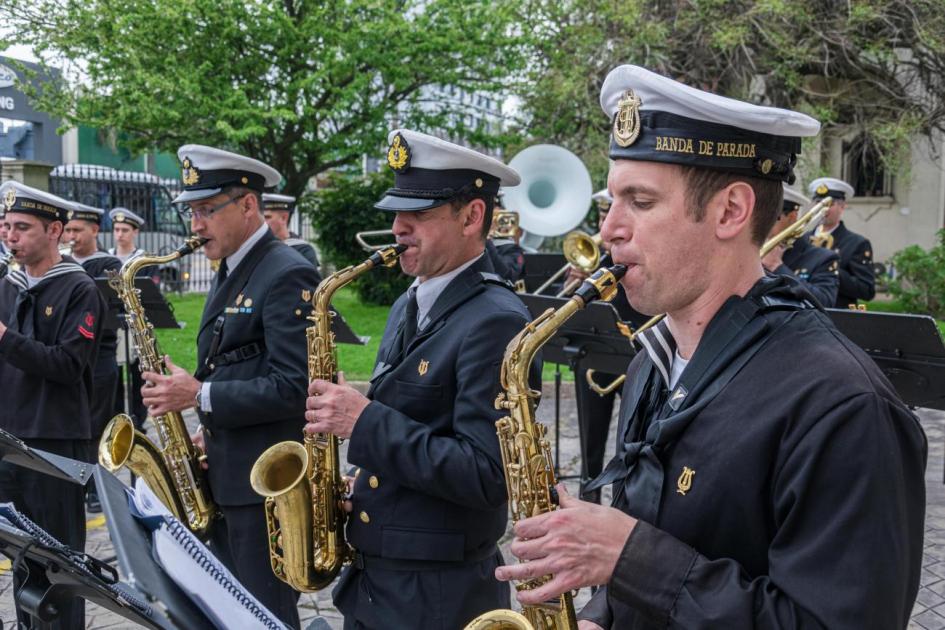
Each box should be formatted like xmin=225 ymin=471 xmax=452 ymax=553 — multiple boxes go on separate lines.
xmin=98 ymin=235 xmax=217 ymax=536
xmin=250 ymin=244 xmax=406 ymax=592
xmin=466 ymin=264 xmax=628 ymax=630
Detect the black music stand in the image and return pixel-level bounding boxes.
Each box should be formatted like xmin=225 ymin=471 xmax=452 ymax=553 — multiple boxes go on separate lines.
xmin=519 ymin=295 xmax=637 ymax=479
xmin=522 ymin=253 xmax=566 ymax=293
xmin=95 ymin=467 xmax=215 ymax=629
xmin=0 ymin=428 xmax=92 ymax=486
xmin=827 ymin=309 xmax=945 ymax=411
xmin=331 ymin=309 xmax=368 ymax=346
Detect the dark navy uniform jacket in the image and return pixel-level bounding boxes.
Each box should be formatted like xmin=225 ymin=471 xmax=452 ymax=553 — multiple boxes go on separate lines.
xmin=777 ymin=237 xmax=839 ymax=308
xmin=485 ymin=238 xmax=526 ymax=283
xmin=0 ymin=259 xmax=105 ymax=439
xmin=78 ymin=251 xmax=122 ymax=379
xmin=194 ymin=230 xmax=319 ymax=506
xmin=285 ymin=234 xmax=322 ymax=276
xmin=335 ymin=253 xmax=540 ymax=629
xmin=823 ymin=221 xmax=876 ymax=308
xmin=579 ymin=274 xmax=926 ymax=629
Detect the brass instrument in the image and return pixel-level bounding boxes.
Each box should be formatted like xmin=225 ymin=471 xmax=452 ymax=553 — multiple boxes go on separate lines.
xmin=98 ymin=235 xmax=216 ymax=536
xmin=490 ymin=210 xmax=520 ymax=239
xmin=59 ymin=239 xmax=75 ymax=257
xmin=585 ymin=196 xmax=834 ymax=396
xmin=532 ymin=231 xmax=602 ymax=296
xmin=250 ymin=244 xmax=407 ymax=592
xmin=0 ymin=251 xmax=14 ymax=279
xmin=355 ymin=229 xmax=396 ymax=252
xmin=465 ymin=264 xmax=627 ymax=630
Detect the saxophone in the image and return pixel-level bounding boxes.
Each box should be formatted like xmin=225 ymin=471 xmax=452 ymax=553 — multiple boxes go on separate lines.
xmin=98 ymin=235 xmax=217 ymax=536
xmin=466 ymin=264 xmax=627 ymax=630
xmin=250 ymin=244 xmax=406 ymax=592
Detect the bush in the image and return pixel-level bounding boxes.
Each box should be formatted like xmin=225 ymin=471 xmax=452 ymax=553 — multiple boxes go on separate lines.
xmin=301 ymin=170 xmax=411 ymax=305
xmin=888 ymin=229 xmax=945 ymax=319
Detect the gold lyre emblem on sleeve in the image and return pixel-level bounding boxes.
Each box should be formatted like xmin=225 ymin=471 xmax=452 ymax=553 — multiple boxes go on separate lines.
xmin=677 ymin=466 xmax=695 ymax=495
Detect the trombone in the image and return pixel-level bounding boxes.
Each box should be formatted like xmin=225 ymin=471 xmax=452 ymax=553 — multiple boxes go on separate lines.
xmin=532 ymin=231 xmax=602 ymax=296
xmin=585 ymin=196 xmax=833 ymax=396
xmin=355 ymin=229 xmax=396 ymax=252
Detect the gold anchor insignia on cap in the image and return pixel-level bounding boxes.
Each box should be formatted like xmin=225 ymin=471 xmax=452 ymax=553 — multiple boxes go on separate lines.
xmin=613 ymin=89 xmax=643 ymax=147
xmin=67 ymin=210 xmax=74 ymax=220
xmin=815 ymin=183 xmax=829 ymax=196
xmin=114 ymin=212 xmax=126 ymax=223
xmin=3 ymin=188 xmax=15 ymax=212
xmin=387 ymin=133 xmax=411 ymax=173
xmin=44 ymin=305 xmax=53 ymax=317
xmin=418 ymin=359 xmax=429 ymax=376
xmin=181 ymin=157 xmax=201 ymax=186
xmin=676 ymin=466 xmax=695 ymax=495
xmin=760 ymin=159 xmax=773 ymax=175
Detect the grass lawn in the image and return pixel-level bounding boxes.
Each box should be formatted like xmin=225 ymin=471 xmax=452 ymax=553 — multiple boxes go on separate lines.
xmin=155 ymin=288 xmax=578 ymax=381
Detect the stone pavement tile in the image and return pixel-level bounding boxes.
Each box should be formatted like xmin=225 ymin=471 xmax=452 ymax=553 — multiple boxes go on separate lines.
xmin=913 ymin=608 xmax=945 ymax=630
xmin=917 ymin=587 xmax=945 ymax=610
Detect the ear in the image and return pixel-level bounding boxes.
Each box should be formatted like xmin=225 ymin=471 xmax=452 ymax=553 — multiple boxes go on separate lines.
xmin=713 ymin=181 xmax=755 ymax=242
xmin=243 ymin=192 xmax=261 ymax=216
xmin=462 ymin=198 xmax=486 ymax=237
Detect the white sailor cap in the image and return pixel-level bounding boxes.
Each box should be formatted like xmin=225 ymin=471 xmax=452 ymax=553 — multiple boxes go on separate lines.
xmin=0 ymin=180 xmax=75 ymax=223
xmin=262 ymin=193 xmax=297 ymax=215
xmin=592 ymin=188 xmax=613 ymax=210
xmin=71 ymin=202 xmax=105 ymax=225
xmin=782 ymin=185 xmax=810 ymax=214
xmin=109 ymin=207 xmax=146 ymax=229
xmin=174 ymin=144 xmax=282 ymax=204
xmin=600 ymin=65 xmax=821 ymax=184
xmin=808 ymin=177 xmax=854 ymax=201
xmin=376 ymin=129 xmax=521 ymax=212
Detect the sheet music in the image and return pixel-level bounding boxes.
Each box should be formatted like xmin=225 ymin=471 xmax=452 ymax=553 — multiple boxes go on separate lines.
xmin=132 ymin=479 xmax=288 ymax=630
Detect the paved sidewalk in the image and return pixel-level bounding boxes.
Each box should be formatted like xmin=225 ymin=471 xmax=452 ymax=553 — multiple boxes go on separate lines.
xmin=0 ymin=385 xmax=941 ymax=629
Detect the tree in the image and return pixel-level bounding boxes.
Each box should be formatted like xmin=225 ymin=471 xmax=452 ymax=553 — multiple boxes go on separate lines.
xmin=0 ymin=0 xmax=528 ymax=196
xmin=514 ymin=0 xmax=945 ymax=184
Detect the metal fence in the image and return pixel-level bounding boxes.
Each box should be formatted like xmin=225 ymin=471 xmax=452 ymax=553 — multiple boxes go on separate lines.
xmin=49 ymin=164 xmax=213 ymax=293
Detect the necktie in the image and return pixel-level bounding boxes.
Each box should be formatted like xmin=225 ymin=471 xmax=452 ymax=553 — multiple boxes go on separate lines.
xmin=400 ymin=288 xmax=419 ymax=354
xmin=217 ymin=259 xmax=229 ymax=284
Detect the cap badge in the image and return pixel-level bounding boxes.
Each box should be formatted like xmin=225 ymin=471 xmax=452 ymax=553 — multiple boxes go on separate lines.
xmin=760 ymin=159 xmax=773 ymax=175
xmin=114 ymin=212 xmax=126 ymax=223
xmin=181 ymin=157 xmax=201 ymax=186
xmin=613 ymin=89 xmax=643 ymax=147
xmin=67 ymin=210 xmax=74 ymax=220
xmin=2 ymin=188 xmax=15 ymax=213
xmin=387 ymin=133 xmax=411 ymax=173
xmin=815 ymin=183 xmax=829 ymax=196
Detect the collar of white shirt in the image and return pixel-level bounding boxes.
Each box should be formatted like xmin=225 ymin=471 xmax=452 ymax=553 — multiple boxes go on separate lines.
xmin=225 ymin=222 xmax=270 ymax=273
xmin=409 ymin=251 xmax=484 ymax=329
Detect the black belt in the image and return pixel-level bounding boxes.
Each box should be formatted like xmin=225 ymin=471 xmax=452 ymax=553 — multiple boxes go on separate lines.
xmin=206 ymin=341 xmax=265 ymax=372
xmin=352 ymin=546 xmax=499 ymax=572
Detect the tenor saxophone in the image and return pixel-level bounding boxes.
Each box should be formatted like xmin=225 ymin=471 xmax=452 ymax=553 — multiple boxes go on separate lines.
xmin=98 ymin=235 xmax=217 ymax=536
xmin=465 ymin=264 xmax=627 ymax=630
xmin=250 ymin=244 xmax=406 ymax=592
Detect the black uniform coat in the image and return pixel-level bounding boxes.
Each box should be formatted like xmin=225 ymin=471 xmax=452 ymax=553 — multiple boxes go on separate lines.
xmin=194 ymin=230 xmax=318 ymax=506
xmin=0 ymin=259 xmax=105 ymax=439
xmin=578 ymin=274 xmax=926 ymax=630
xmin=778 ymin=237 xmax=840 ymax=308
xmin=285 ymin=234 xmax=322 ymax=274
xmin=485 ymin=238 xmax=526 ymax=283
xmin=334 ymin=253 xmax=540 ymax=630
xmin=822 ymin=221 xmax=876 ymax=308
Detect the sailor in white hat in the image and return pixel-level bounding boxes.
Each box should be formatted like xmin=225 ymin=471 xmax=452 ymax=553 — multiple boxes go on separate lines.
xmin=807 ymin=177 xmax=875 ymax=307
xmin=495 ymin=65 xmax=925 ymax=630
xmin=107 ymin=207 xmax=149 ymax=264
xmin=761 ymin=184 xmax=839 ymax=307
xmin=261 ymin=193 xmax=320 ymax=273
xmin=139 ymin=144 xmax=317 ymax=628
xmin=304 ymin=129 xmax=536 ymax=629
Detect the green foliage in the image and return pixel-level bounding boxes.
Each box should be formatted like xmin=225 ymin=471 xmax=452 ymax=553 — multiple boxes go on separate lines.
xmin=888 ymin=229 xmax=945 ymax=319
xmin=303 ymin=170 xmax=410 ymax=305
xmin=0 ymin=0 xmax=529 ymax=197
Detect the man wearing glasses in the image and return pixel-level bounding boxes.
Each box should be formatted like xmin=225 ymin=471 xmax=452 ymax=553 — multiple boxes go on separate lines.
xmin=140 ymin=144 xmax=318 ymax=628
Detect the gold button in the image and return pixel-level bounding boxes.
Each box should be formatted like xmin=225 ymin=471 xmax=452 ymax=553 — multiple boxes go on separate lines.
xmin=359 ymin=511 xmax=370 ymax=523
xmin=294 ymin=309 xmax=302 ymax=316
xmin=369 ymin=475 xmax=379 ymax=489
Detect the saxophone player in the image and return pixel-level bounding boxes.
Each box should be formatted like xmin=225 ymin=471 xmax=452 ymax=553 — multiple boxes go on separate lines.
xmin=140 ymin=145 xmax=317 ymax=628
xmin=496 ymin=65 xmax=926 ymax=629
xmin=304 ymin=130 xmax=540 ymax=629
xmin=0 ymin=182 xmax=106 ymax=629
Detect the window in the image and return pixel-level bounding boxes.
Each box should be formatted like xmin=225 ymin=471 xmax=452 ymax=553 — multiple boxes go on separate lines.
xmin=842 ymin=134 xmax=894 ymax=197
xmin=0 ymin=118 xmax=34 ymax=159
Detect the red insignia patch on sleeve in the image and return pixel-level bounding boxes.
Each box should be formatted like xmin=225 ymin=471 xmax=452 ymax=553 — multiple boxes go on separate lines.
xmin=78 ymin=311 xmax=96 ymax=340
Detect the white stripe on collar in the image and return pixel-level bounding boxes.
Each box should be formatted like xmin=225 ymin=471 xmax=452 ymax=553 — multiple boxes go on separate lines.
xmin=635 ymin=318 xmax=677 ymax=388
xmin=6 ymin=260 xmax=85 ymax=291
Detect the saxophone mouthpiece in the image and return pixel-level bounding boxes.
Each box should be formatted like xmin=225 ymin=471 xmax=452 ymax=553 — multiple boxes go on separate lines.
xmin=573 ymin=264 xmax=627 ymax=305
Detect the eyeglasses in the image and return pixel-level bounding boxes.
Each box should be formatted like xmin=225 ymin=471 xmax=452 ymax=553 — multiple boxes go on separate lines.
xmin=178 ymin=192 xmax=248 ymax=220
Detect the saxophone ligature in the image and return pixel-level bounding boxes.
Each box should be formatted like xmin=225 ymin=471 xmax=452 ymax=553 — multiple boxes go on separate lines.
xmin=98 ymin=235 xmax=217 ymax=536
xmin=250 ymin=244 xmax=406 ymax=592
xmin=465 ymin=264 xmax=627 ymax=630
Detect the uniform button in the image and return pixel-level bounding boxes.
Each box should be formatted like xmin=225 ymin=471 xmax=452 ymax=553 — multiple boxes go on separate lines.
xmin=294 ymin=308 xmax=302 ymax=316
xmin=359 ymin=511 xmax=370 ymax=524
xmin=368 ymin=475 xmax=379 ymax=489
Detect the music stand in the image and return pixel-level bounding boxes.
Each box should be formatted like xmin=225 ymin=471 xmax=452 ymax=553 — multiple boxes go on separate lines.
xmin=519 ymin=295 xmax=637 ymax=478
xmin=0 ymin=429 xmax=92 ymax=486
xmin=522 ymin=253 xmax=566 ymax=293
xmin=827 ymin=309 xmax=945 ymax=411
xmin=331 ymin=308 xmax=368 ymax=346
xmin=95 ymin=467 xmax=215 ymax=629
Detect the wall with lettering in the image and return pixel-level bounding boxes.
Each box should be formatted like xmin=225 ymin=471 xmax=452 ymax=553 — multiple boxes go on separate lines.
xmin=0 ymin=56 xmax=64 ymax=165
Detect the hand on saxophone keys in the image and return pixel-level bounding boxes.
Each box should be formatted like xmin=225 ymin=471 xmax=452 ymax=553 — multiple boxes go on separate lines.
xmin=304 ymin=371 xmax=370 ymax=439
xmin=141 ymin=355 xmax=202 ymax=416
xmin=191 ymin=427 xmax=209 ymax=470
xmin=494 ymin=484 xmax=637 ymax=606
